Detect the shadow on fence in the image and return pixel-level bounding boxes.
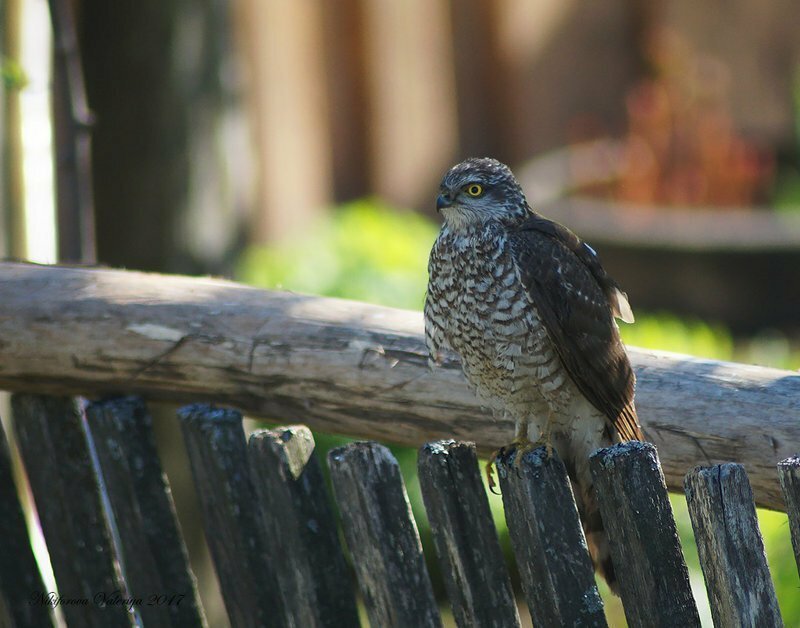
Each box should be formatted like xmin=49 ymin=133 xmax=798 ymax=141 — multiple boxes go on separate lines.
xmin=1 ymin=394 xmax=798 ymax=627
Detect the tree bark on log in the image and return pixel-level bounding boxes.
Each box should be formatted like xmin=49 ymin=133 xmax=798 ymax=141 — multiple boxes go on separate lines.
xmin=0 ymin=261 xmax=798 ymax=510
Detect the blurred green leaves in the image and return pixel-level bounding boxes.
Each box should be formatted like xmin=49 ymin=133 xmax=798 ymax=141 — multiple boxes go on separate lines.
xmin=619 ymin=313 xmax=734 ymax=360
xmin=2 ymin=56 xmax=28 ymax=91
xmin=238 ymin=199 xmax=438 ymax=310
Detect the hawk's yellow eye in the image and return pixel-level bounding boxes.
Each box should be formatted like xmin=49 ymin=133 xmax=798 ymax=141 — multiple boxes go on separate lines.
xmin=466 ymin=184 xmax=483 ymax=197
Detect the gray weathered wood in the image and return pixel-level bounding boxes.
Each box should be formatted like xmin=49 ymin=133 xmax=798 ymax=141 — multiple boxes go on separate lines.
xmin=496 ymin=446 xmax=606 ymax=627
xmin=1 ymin=261 xmax=799 ymax=510
xmin=590 ymin=441 xmax=700 ymax=628
xmin=248 ymin=426 xmax=359 ymax=628
xmin=417 ymin=440 xmax=520 ymax=628
xmin=684 ymin=464 xmax=783 ymax=627
xmin=777 ymin=456 xmax=800 ymax=578
xmin=0 ymin=415 xmax=54 ymax=627
xmin=86 ymin=396 xmax=206 ymax=627
xmin=178 ymin=404 xmax=285 ymax=628
xmin=327 ymin=442 xmax=441 ymax=628
xmin=11 ymin=394 xmax=134 ymax=627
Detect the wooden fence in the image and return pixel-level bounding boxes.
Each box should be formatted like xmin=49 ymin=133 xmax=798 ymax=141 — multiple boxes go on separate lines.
xmin=1 ymin=395 xmax=798 ymax=626
xmin=2 ymin=262 xmax=798 ymax=510
xmin=1 ymin=262 xmax=799 ymax=626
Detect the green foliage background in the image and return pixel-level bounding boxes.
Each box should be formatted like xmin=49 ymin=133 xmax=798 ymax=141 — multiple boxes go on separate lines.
xmin=238 ymin=201 xmax=800 ymax=626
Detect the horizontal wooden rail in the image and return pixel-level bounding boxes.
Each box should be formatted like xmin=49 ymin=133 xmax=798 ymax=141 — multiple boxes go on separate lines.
xmin=1 ymin=261 xmax=798 ymax=510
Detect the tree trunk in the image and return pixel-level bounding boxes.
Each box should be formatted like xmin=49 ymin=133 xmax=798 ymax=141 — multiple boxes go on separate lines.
xmin=78 ymin=0 xmax=248 ymax=274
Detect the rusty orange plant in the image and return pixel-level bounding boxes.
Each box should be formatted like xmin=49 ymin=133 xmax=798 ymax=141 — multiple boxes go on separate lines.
xmin=574 ymin=29 xmax=774 ymax=208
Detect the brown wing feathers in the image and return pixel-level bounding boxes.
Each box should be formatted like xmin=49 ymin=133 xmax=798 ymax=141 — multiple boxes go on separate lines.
xmin=510 ymin=215 xmax=643 ymax=442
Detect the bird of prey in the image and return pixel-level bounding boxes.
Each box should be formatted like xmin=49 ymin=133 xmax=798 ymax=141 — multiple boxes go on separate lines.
xmin=424 ymin=157 xmax=643 ymax=592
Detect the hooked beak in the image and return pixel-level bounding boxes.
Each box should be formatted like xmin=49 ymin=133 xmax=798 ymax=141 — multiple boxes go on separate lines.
xmin=436 ymin=193 xmax=452 ymax=212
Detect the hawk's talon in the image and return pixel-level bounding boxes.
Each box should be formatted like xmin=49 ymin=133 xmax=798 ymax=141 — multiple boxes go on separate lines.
xmin=504 ymin=428 xmax=556 ymax=479
xmin=485 ymin=448 xmax=503 ymax=495
xmin=484 ymin=456 xmax=496 ymax=495
xmin=511 ymin=438 xmax=538 ymax=475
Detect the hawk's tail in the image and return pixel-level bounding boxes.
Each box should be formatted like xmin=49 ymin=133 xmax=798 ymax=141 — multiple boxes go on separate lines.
xmin=564 ymin=433 xmax=620 ymax=595
xmin=571 ymin=468 xmax=618 ymax=594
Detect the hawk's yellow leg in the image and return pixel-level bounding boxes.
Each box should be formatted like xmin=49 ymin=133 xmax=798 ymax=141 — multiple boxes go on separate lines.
xmin=485 ymin=414 xmax=556 ymax=492
xmin=485 ymin=422 xmax=532 ymax=492
xmin=529 ymin=411 xmax=555 ymax=459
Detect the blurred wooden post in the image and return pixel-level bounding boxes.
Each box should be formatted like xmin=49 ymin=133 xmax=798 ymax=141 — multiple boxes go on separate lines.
xmin=178 ymin=404 xmax=285 ymax=627
xmin=590 ymin=442 xmax=700 ymax=628
xmin=87 ymin=396 xmax=206 ymax=627
xmin=494 ymin=0 xmax=641 ymax=159
xmin=361 ymin=0 xmax=457 ymax=208
xmin=320 ymin=0 xmax=371 ymax=201
xmin=248 ymin=426 xmax=359 ymax=627
xmin=233 ymin=0 xmax=331 ymax=243
xmin=1 ymin=0 xmax=26 ymax=259
xmin=48 ymin=0 xmax=96 ymax=263
xmin=497 ymin=447 xmax=607 ymax=627
xmin=11 ymin=394 xmax=134 ymax=628
xmin=0 ymin=416 xmax=53 ymax=627
xmin=685 ymin=464 xmax=782 ymax=627
xmin=79 ymin=1 xmax=244 ymax=272
xmin=328 ymin=442 xmax=442 ymax=628
xmin=448 ymin=0 xmax=507 ymax=159
xmin=417 ymin=441 xmax=520 ymax=627
xmin=778 ymin=456 xmax=800 ymax=577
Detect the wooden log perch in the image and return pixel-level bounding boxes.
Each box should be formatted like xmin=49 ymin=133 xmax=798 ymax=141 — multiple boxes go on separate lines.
xmin=417 ymin=441 xmax=520 ymax=628
xmin=684 ymin=464 xmax=782 ymax=627
xmin=496 ymin=447 xmax=607 ymax=627
xmin=590 ymin=442 xmax=700 ymax=628
xmin=0 ymin=261 xmax=798 ymax=510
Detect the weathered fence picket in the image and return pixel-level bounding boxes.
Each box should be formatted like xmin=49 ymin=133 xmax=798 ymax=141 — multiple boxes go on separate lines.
xmin=684 ymin=463 xmax=783 ymax=627
xmin=87 ymin=396 xmax=206 ymax=628
xmin=777 ymin=456 xmax=800 ymax=576
xmin=178 ymin=404 xmax=285 ymax=628
xmin=328 ymin=442 xmax=442 ymax=628
xmin=12 ymin=394 xmax=135 ymax=627
xmin=496 ymin=446 xmax=607 ymax=627
xmin=590 ymin=441 xmax=701 ymax=628
xmin=248 ymin=426 xmax=359 ymax=627
xmin=0 ymin=415 xmax=53 ymax=628
xmin=417 ymin=440 xmax=520 ymax=628
xmin=1 ymin=390 xmax=796 ymax=627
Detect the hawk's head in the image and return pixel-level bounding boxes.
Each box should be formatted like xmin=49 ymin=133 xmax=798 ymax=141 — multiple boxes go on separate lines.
xmin=436 ymin=157 xmax=530 ymax=230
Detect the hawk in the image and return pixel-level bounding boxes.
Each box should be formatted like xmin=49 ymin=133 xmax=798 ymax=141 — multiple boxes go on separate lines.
xmin=424 ymin=157 xmax=643 ymax=592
